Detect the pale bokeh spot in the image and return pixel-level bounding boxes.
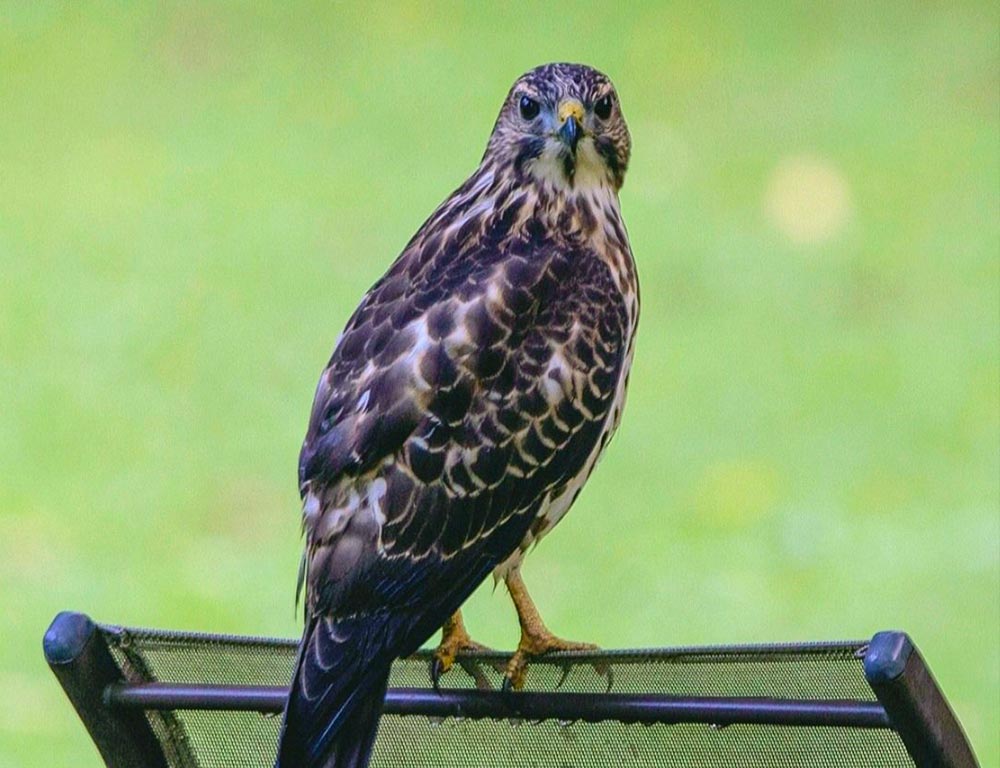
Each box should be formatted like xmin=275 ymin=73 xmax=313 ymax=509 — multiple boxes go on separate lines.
xmin=764 ymin=155 xmax=853 ymax=245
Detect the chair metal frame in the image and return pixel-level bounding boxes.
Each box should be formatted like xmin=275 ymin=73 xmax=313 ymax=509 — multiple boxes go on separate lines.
xmin=44 ymin=611 xmax=979 ymax=768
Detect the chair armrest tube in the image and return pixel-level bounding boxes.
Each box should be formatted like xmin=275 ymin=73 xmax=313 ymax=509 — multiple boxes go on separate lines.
xmin=105 ymin=682 xmax=891 ymax=729
xmin=43 ymin=612 xmax=169 ymax=768
xmin=864 ymin=631 xmax=979 ymax=768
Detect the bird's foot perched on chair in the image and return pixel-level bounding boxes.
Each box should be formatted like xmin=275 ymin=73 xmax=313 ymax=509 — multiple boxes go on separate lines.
xmin=430 ymin=611 xmax=493 ymax=689
xmin=502 ymin=568 xmax=598 ymax=691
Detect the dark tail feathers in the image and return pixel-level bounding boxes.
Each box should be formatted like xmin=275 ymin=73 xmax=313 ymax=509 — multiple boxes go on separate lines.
xmin=275 ymin=614 xmax=394 ymax=768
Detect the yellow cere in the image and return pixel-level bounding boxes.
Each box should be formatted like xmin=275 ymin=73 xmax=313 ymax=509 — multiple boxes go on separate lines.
xmin=557 ymin=99 xmax=585 ymax=125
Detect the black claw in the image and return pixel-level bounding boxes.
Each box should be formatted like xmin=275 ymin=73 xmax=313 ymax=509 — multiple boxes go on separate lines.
xmin=595 ymin=662 xmax=614 ymax=693
xmin=430 ymin=657 xmax=444 ymax=692
xmin=554 ymin=662 xmax=572 ymax=690
xmin=501 ymin=675 xmax=514 ymax=694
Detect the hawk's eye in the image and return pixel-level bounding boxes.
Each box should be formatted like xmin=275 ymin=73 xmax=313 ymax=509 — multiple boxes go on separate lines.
xmin=594 ymin=94 xmax=614 ymax=120
xmin=518 ymin=95 xmax=540 ymax=121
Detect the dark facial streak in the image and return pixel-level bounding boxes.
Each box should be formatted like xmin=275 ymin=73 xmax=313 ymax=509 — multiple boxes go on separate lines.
xmin=561 ymin=151 xmax=576 ymax=187
xmin=593 ymin=136 xmax=624 ymax=188
xmin=513 ymin=137 xmax=545 ymax=179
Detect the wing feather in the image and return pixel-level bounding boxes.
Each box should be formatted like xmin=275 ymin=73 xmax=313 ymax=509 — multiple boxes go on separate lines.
xmin=301 ymin=233 xmax=627 ymax=628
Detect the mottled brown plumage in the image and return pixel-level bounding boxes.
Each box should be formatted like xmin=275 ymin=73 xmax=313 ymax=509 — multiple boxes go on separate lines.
xmin=276 ymin=63 xmax=638 ymax=768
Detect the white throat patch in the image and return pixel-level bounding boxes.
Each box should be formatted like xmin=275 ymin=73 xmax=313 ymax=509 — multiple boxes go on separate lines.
xmin=527 ymin=137 xmax=614 ymax=195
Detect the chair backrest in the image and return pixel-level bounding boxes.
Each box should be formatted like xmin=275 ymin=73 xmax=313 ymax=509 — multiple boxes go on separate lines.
xmin=44 ymin=612 xmax=978 ymax=767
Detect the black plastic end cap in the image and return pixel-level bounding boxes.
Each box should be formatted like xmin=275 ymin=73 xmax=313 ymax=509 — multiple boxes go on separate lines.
xmin=863 ymin=630 xmax=914 ymax=684
xmin=43 ymin=611 xmax=96 ymax=665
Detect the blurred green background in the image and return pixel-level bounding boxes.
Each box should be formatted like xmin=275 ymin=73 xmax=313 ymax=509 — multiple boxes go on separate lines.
xmin=1 ymin=1 xmax=997 ymax=765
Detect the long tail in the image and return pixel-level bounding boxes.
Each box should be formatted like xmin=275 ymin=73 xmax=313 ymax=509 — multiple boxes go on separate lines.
xmin=275 ymin=614 xmax=395 ymax=768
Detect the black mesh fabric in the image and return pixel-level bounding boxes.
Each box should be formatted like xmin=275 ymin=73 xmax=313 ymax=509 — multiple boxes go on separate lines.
xmin=99 ymin=625 xmax=914 ymax=767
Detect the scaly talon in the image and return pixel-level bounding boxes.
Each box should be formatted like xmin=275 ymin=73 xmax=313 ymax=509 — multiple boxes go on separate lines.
xmin=429 ymin=610 xmax=490 ymax=689
xmin=501 ymin=568 xmax=598 ymax=690
xmin=503 ymin=631 xmax=598 ymax=690
xmin=429 ymin=656 xmax=446 ymax=691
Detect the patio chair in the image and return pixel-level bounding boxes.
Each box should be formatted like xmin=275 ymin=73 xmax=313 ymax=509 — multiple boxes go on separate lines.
xmin=44 ymin=611 xmax=978 ymax=767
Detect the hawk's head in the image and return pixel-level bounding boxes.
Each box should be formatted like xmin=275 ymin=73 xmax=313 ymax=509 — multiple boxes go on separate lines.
xmin=486 ymin=63 xmax=631 ymax=193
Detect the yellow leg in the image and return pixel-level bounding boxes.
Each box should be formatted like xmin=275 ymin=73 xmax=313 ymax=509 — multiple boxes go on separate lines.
xmin=430 ymin=610 xmax=490 ymax=687
xmin=503 ymin=568 xmax=597 ymax=690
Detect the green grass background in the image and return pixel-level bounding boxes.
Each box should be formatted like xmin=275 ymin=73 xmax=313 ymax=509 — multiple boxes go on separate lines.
xmin=1 ymin=2 xmax=997 ymax=764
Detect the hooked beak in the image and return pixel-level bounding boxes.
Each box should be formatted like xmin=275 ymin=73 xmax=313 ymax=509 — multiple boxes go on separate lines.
xmin=557 ymin=99 xmax=584 ymax=153
xmin=559 ymin=116 xmax=580 ymax=152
